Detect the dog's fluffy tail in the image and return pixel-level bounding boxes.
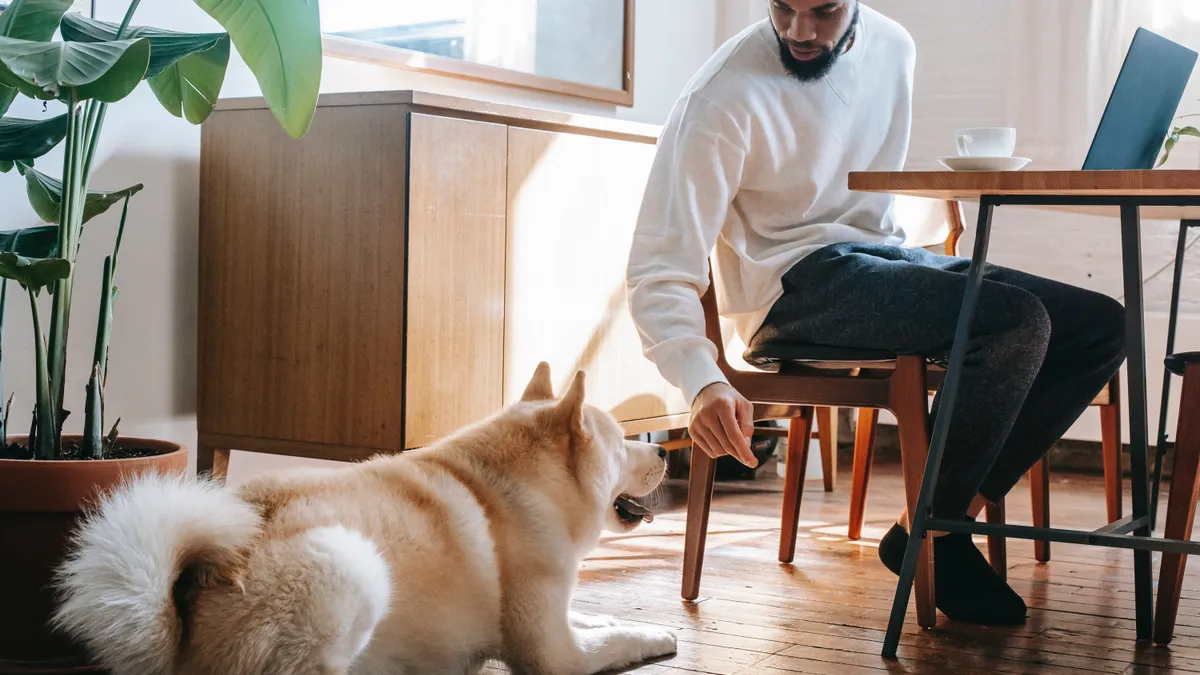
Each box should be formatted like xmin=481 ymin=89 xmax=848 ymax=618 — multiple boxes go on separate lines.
xmin=52 ymin=473 xmax=263 ymax=675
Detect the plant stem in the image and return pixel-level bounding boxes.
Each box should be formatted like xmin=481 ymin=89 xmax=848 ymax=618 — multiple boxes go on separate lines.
xmin=0 ymin=279 xmax=7 ymax=446
xmin=46 ymin=95 xmax=83 ymax=455
xmin=30 ymin=290 xmax=55 ymax=461
xmin=74 ymin=0 xmax=146 ymax=458
xmin=81 ymin=0 xmax=142 ymax=188
xmin=83 ymin=255 xmax=114 ymax=459
xmin=99 ymin=197 xmax=131 ymax=387
xmin=92 ymin=259 xmax=113 ymax=389
xmin=113 ymin=195 xmax=130 ymax=267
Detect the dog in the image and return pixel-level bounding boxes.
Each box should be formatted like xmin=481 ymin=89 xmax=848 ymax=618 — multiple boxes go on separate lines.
xmin=52 ymin=363 xmax=676 ymax=675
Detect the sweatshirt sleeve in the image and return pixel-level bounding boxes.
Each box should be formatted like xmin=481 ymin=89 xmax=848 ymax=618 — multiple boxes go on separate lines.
xmin=626 ymin=94 xmax=748 ymax=405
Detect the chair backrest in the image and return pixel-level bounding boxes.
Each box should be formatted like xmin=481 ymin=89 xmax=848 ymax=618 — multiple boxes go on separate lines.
xmin=700 ymin=198 xmax=965 ymax=372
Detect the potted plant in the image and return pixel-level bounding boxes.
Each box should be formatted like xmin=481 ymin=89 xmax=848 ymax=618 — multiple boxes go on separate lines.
xmin=0 ymin=0 xmax=322 ymax=669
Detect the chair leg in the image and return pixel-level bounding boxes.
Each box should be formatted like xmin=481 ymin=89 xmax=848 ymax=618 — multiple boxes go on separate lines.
xmin=1030 ymin=456 xmax=1051 ymax=562
xmin=682 ymin=449 xmax=717 ymax=601
xmin=986 ymin=499 xmax=1008 ymax=578
xmin=1101 ymin=376 xmax=1123 ymax=522
xmin=891 ymin=356 xmax=936 ymax=629
xmin=848 ymin=408 xmax=879 ymax=540
xmin=1154 ymin=365 xmax=1200 ymax=644
xmin=816 ymin=407 xmax=837 ymax=492
xmin=780 ymin=408 xmax=816 ymax=563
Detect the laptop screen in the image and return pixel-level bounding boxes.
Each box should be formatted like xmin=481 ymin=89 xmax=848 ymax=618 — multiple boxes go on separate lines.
xmin=1082 ymin=28 xmax=1197 ymax=171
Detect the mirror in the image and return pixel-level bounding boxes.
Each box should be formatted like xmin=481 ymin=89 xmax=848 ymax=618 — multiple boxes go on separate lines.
xmin=322 ymin=0 xmax=634 ymax=106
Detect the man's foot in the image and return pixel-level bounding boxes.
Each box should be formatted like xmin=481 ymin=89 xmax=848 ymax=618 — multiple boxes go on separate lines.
xmin=878 ymin=522 xmax=1027 ymax=625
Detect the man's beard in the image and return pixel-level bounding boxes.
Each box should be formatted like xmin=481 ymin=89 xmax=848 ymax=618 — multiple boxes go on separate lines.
xmin=774 ymin=4 xmax=860 ymax=82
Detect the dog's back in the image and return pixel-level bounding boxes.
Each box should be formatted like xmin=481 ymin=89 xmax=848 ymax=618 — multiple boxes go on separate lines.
xmin=55 ymin=454 xmax=510 ymax=675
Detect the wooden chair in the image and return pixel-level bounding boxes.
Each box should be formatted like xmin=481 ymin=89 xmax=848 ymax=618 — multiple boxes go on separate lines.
xmin=846 ymin=201 xmax=1125 ymax=568
xmin=683 ymin=268 xmax=941 ymax=628
xmin=1153 ymin=351 xmax=1200 ymax=645
xmin=680 ymin=198 xmax=1124 ymax=607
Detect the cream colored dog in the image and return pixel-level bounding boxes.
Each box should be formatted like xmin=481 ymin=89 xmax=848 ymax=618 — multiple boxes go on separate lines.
xmin=53 ymin=363 xmax=675 ymax=675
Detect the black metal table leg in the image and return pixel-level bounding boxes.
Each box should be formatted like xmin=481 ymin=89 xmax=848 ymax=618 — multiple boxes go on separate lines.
xmin=1119 ymin=204 xmax=1155 ymax=640
xmin=882 ymin=198 xmax=997 ymax=658
xmin=1152 ymin=220 xmax=1198 ymax=528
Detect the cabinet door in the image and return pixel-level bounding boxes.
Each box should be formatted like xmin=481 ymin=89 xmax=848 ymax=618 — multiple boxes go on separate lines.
xmin=198 ymin=104 xmax=408 ymax=450
xmin=504 ymin=127 xmax=688 ymax=423
xmin=404 ymin=113 xmax=508 ymax=448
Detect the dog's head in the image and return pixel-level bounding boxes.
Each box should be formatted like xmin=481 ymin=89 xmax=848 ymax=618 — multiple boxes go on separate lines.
xmin=516 ymin=362 xmax=667 ymax=537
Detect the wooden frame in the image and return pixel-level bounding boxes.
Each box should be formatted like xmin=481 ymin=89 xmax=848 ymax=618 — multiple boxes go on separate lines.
xmin=322 ymin=0 xmax=635 ymax=107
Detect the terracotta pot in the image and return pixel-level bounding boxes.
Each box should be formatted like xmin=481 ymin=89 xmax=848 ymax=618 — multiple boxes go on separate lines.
xmin=0 ymin=437 xmax=188 ymax=674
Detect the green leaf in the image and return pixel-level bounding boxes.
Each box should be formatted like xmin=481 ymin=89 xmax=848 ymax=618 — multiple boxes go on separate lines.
xmin=0 ymin=224 xmax=58 ymax=257
xmin=0 ymin=251 xmax=69 ymax=290
xmin=1158 ymin=126 xmax=1199 ymax=167
xmin=0 ymin=83 xmax=14 ymax=116
xmin=60 ymin=14 xmax=229 ymax=79
xmin=0 ymin=111 xmax=66 ymax=160
xmin=0 ymin=158 xmax=11 ymax=172
xmin=148 ymin=35 xmax=229 ymax=124
xmin=0 ymin=0 xmax=68 ymax=113
xmin=192 ymin=0 xmax=322 ymax=138
xmin=22 ymin=166 xmax=143 ymax=224
xmin=0 ymin=0 xmax=73 ymax=42
xmin=0 ymin=35 xmax=151 ymax=102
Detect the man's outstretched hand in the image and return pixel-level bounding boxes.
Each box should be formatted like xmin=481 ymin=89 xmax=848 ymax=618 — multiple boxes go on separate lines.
xmin=689 ymin=382 xmax=757 ymax=467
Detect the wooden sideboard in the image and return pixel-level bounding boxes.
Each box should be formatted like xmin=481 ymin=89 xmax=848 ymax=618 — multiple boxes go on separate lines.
xmin=196 ymin=90 xmax=690 ymax=476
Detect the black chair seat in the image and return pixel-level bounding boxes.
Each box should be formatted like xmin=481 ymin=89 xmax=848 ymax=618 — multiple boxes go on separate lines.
xmin=743 ymin=342 xmax=898 ymax=368
xmin=1166 ymin=352 xmax=1200 ymax=376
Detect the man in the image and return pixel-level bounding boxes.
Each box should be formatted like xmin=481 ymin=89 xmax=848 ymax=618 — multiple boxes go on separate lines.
xmin=626 ymin=0 xmax=1125 ymax=626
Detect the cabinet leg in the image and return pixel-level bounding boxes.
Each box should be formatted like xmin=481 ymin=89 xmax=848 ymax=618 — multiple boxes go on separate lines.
xmin=197 ymin=445 xmax=231 ymax=482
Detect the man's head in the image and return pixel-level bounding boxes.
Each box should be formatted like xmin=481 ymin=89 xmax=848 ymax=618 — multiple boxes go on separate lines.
xmin=769 ymin=0 xmax=860 ymax=82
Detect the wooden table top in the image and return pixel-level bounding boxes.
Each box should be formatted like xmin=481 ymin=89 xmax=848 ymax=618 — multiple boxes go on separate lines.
xmin=849 ymin=170 xmax=1200 ymax=220
xmin=849 ymin=169 xmax=1200 ymax=198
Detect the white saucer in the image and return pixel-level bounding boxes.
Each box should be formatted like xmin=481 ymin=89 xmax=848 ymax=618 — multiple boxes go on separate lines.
xmin=938 ymin=156 xmax=1031 ymax=172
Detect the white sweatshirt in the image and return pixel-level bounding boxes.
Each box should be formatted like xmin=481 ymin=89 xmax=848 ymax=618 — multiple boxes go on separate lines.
xmin=625 ymin=6 xmax=917 ymax=405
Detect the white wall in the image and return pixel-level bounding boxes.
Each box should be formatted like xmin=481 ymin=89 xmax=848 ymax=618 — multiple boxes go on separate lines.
xmin=0 ymin=0 xmax=717 ymax=479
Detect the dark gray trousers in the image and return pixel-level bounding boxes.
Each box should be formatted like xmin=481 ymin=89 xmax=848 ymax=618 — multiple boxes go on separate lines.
xmin=749 ymin=242 xmax=1127 ymax=518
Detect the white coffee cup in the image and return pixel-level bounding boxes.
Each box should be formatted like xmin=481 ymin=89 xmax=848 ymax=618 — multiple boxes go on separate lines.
xmin=956 ymin=127 xmax=1017 ymax=158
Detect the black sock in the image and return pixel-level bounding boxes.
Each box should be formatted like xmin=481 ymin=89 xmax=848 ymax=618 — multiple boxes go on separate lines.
xmin=878 ymin=522 xmax=1027 ymax=626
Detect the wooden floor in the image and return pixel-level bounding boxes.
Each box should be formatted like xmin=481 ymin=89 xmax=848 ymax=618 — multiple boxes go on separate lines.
xmin=495 ymin=458 xmax=1200 ymax=674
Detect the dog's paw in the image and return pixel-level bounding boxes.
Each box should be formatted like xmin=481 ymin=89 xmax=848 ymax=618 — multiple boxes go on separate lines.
xmin=569 ymin=612 xmax=621 ymax=629
xmin=624 ymin=627 xmax=677 ymax=660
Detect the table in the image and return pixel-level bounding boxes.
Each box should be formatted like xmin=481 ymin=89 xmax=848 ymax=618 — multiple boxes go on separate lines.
xmin=848 ymin=169 xmax=1200 ymax=658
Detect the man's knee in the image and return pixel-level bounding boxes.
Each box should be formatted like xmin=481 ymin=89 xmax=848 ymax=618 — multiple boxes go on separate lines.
xmin=982 ymin=286 xmax=1052 ymax=360
xmin=1067 ymin=289 xmax=1127 ymax=360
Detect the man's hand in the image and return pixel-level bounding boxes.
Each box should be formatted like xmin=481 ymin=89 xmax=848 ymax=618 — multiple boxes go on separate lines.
xmin=689 ymin=382 xmax=757 ymax=467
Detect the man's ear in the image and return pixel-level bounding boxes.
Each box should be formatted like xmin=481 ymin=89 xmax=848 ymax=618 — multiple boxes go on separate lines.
xmin=521 ymin=361 xmax=555 ymax=401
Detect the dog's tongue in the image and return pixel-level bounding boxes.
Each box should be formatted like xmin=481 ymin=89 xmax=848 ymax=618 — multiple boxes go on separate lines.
xmin=616 ymin=495 xmax=654 ymax=523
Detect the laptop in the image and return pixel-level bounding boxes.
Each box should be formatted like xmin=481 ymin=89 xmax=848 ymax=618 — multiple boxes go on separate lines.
xmin=1082 ymin=27 xmax=1198 ymax=171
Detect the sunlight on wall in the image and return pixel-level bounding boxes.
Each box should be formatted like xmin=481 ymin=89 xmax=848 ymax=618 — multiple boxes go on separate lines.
xmin=505 ymin=132 xmax=688 ymax=422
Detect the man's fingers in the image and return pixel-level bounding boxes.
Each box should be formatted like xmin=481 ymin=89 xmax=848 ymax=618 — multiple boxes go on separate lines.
xmin=717 ymin=404 xmax=757 ymax=468
xmin=695 ymin=408 xmax=739 ymax=462
xmin=690 ymin=423 xmax=723 ymax=459
xmin=736 ymin=398 xmax=755 ymax=442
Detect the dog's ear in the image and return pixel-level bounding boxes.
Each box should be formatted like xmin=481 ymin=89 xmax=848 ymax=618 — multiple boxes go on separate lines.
xmin=558 ymin=370 xmax=587 ymax=436
xmin=521 ymin=361 xmax=555 ymax=401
